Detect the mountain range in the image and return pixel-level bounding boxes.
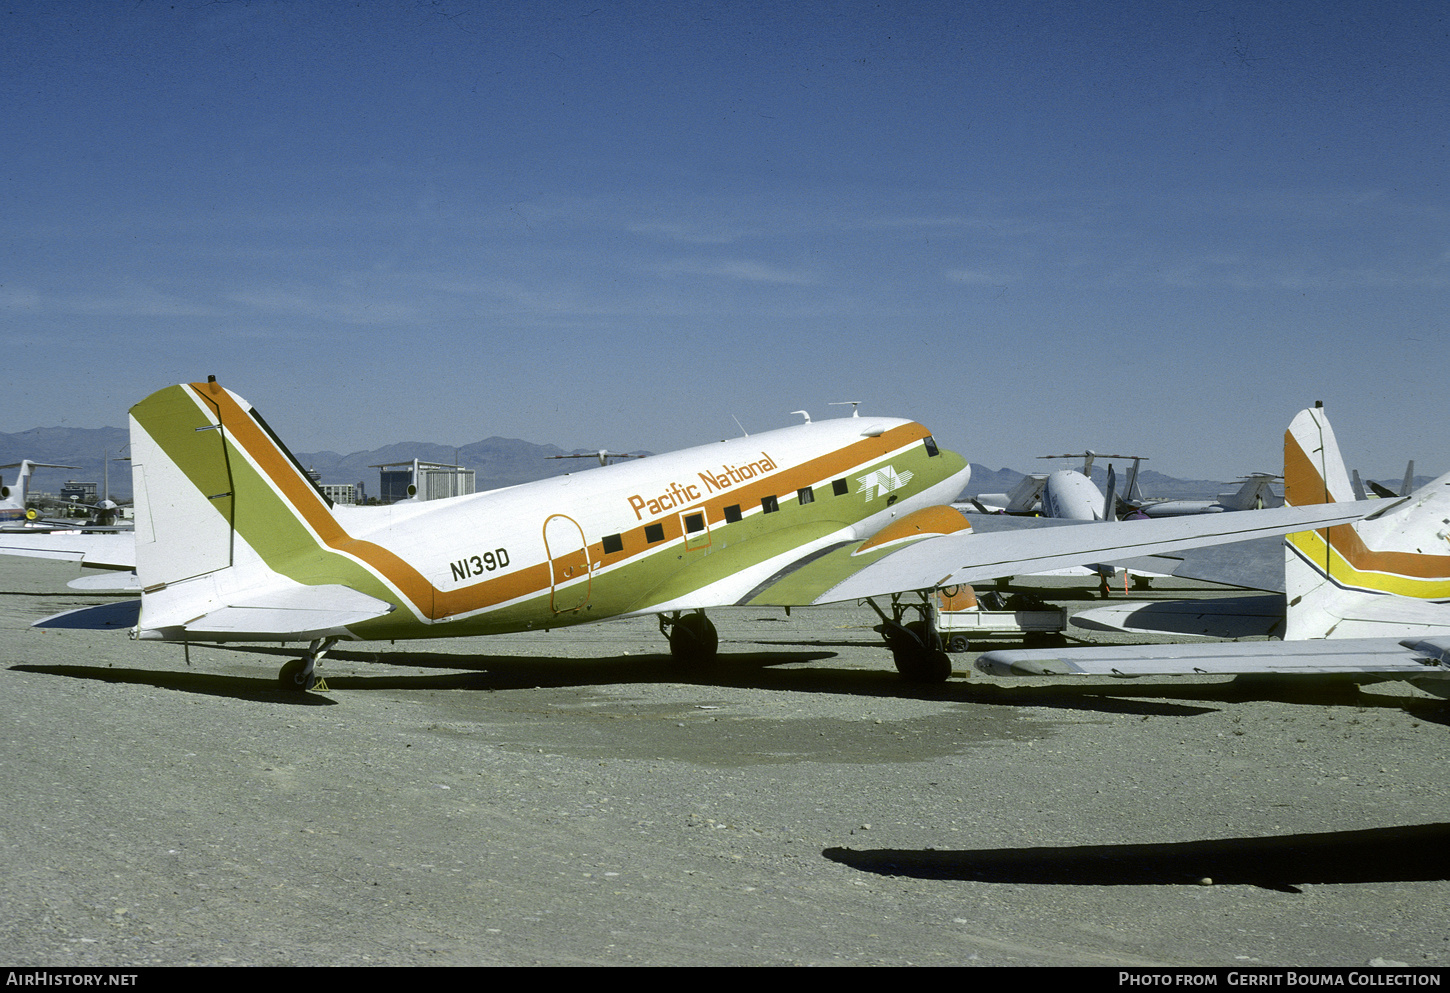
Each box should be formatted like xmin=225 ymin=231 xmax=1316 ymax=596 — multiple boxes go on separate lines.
xmin=0 ymin=425 xmax=1429 ymax=506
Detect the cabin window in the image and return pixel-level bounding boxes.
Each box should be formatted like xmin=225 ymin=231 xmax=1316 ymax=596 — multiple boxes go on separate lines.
xmin=797 ymin=487 xmax=814 ymax=506
xmin=924 ymin=436 xmax=940 ymax=457
xmin=645 ymin=523 xmax=665 ymax=543
xmin=761 ymin=495 xmax=779 ymax=514
xmin=683 ymin=512 xmax=705 ymax=534
xmin=832 ymin=479 xmax=849 ymax=496
xmin=602 ymin=533 xmax=624 ymax=554
xmin=723 ymin=504 xmax=742 ymax=523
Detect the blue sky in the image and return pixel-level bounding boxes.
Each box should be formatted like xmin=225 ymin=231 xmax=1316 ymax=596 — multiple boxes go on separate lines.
xmin=4 ymin=1 xmax=1446 ymax=480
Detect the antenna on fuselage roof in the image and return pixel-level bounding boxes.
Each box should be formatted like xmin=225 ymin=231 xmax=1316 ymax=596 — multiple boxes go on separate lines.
xmin=731 ymin=415 xmax=749 ymax=438
xmin=829 ymin=401 xmax=863 ymax=417
xmin=791 ymin=410 xmax=812 ymax=424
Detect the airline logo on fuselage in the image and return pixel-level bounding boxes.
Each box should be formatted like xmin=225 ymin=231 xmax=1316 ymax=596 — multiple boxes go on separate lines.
xmin=627 ymin=452 xmax=779 ymax=520
xmin=857 ymin=466 xmax=913 ymax=500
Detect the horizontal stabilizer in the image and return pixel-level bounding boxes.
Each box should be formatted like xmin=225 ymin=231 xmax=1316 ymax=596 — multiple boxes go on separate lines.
xmin=1071 ymin=595 xmax=1286 ymax=639
xmin=1114 ymin=535 xmax=1284 ymax=592
xmin=67 ymin=571 xmax=142 ymax=592
xmin=1401 ymin=638 xmax=1450 ymax=662
xmin=0 ymin=532 xmax=136 ymax=571
xmin=158 ymin=584 xmax=396 ymax=640
xmin=976 ymin=638 xmax=1450 ymax=678
xmin=34 ymin=599 xmax=142 ymax=630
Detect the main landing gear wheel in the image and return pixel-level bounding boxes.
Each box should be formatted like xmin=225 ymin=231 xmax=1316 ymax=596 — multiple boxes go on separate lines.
xmin=662 ymin=611 xmax=718 ymax=665
xmin=889 ymin=620 xmax=952 ymax=684
xmin=868 ymin=597 xmax=954 ymax=684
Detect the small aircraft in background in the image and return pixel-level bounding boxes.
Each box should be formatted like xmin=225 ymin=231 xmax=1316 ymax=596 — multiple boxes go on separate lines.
xmin=962 ymin=452 xmax=1152 ymax=592
xmin=0 ymin=459 xmax=131 ymax=531
xmin=56 ymin=453 xmax=131 ymax=528
xmin=977 ymin=404 xmax=1450 ymax=698
xmin=0 ymin=461 xmax=88 ymax=530
xmin=967 ymin=451 xmax=1146 ymax=521
xmin=546 ymin=450 xmax=648 ymax=467
xmin=1353 ymin=462 xmax=1417 ymax=501
xmin=1134 ymin=473 xmax=1283 ymax=517
xmin=18 ymin=379 xmax=1377 ymax=690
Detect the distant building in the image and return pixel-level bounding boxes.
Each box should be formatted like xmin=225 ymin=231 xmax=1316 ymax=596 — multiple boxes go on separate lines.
xmin=318 ymin=483 xmax=356 ymax=506
xmin=371 ymin=460 xmax=475 ymax=504
xmin=60 ymin=480 xmax=98 ymax=505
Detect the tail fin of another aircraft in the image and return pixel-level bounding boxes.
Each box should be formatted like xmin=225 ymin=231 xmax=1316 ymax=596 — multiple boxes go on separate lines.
xmin=0 ymin=462 xmax=30 ymax=519
xmin=0 ymin=460 xmax=78 ymax=521
xmin=1218 ymin=474 xmax=1283 ymax=511
xmin=128 ymin=380 xmax=395 ymax=641
xmin=1283 ymin=406 xmax=1450 ymax=639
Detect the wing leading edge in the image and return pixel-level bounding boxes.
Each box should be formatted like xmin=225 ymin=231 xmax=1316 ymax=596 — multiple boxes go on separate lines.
xmin=977 ymin=638 xmax=1450 ymax=680
xmin=751 ymin=498 xmax=1383 ymax=607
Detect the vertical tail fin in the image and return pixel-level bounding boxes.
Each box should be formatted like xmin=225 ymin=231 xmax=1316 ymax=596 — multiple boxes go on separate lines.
xmin=1283 ymin=406 xmax=1353 ymax=638
xmin=128 ymin=380 xmax=408 ymax=641
xmin=1284 ymin=405 xmax=1355 ymax=509
xmin=128 ymin=381 xmax=377 ymax=636
xmin=130 ymin=381 xmax=340 ymax=587
xmin=0 ymin=462 xmax=27 ymax=519
xmin=1283 ymin=405 xmax=1450 ymax=639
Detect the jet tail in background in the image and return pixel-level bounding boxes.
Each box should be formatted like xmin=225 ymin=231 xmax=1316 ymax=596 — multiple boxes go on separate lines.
xmin=0 ymin=460 xmax=79 ymax=521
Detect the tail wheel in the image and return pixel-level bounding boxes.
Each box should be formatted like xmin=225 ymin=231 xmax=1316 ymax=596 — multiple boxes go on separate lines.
xmin=277 ymin=637 xmax=335 ymax=693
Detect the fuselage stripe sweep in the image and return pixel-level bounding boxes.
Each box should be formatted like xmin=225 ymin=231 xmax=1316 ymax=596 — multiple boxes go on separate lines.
xmin=1285 ymin=425 xmax=1450 ymax=594
xmin=180 ymin=381 xmax=942 ymax=624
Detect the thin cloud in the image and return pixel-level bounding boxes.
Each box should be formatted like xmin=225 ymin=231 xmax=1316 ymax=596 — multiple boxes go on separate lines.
xmin=653 ymin=258 xmax=819 ymax=286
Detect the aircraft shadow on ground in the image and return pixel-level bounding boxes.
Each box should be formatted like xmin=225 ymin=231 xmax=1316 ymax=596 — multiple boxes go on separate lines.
xmin=824 ymin=822 xmax=1450 ymax=891
xmin=1009 ymin=670 xmax=1450 ymax=724
xmin=9 ymin=646 xmax=1445 ymax=723
xmin=9 ymin=645 xmax=1222 ymax=715
xmin=6 ymin=664 xmax=343 ymax=706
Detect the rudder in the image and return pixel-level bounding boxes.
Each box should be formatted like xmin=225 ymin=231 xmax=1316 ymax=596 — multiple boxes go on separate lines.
xmin=129 ymin=380 xmax=336 ymax=591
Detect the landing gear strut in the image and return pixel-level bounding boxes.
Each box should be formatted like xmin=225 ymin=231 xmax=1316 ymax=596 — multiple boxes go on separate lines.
xmin=866 ymin=594 xmax=952 ymax=683
xmin=278 ymin=637 xmax=337 ymax=693
xmin=660 ymin=610 xmax=718 ymax=665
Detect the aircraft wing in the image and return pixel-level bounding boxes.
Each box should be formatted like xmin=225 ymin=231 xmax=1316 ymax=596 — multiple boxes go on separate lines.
xmin=1113 ymin=535 xmax=1285 ymax=592
xmin=752 ymin=498 xmax=1384 ymax=607
xmin=976 ymin=637 xmax=1450 ymax=679
xmin=0 ymin=531 xmax=136 ymax=571
xmin=1071 ymin=594 xmax=1287 ymax=640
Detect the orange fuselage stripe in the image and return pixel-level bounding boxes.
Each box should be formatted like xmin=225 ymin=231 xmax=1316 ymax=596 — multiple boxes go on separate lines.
xmin=1284 ymin=429 xmax=1450 ymax=580
xmin=189 ymin=382 xmax=936 ymax=620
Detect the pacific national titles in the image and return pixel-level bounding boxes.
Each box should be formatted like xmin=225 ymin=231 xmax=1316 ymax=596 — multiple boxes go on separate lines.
xmin=627 ymin=452 xmax=778 ymax=520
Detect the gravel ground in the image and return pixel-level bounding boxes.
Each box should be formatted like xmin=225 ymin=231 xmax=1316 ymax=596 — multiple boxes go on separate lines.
xmin=2 ymin=558 xmax=1447 ymax=967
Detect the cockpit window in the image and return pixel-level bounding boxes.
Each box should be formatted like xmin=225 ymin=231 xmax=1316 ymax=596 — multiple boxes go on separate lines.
xmin=924 ymin=436 xmax=940 ymax=457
